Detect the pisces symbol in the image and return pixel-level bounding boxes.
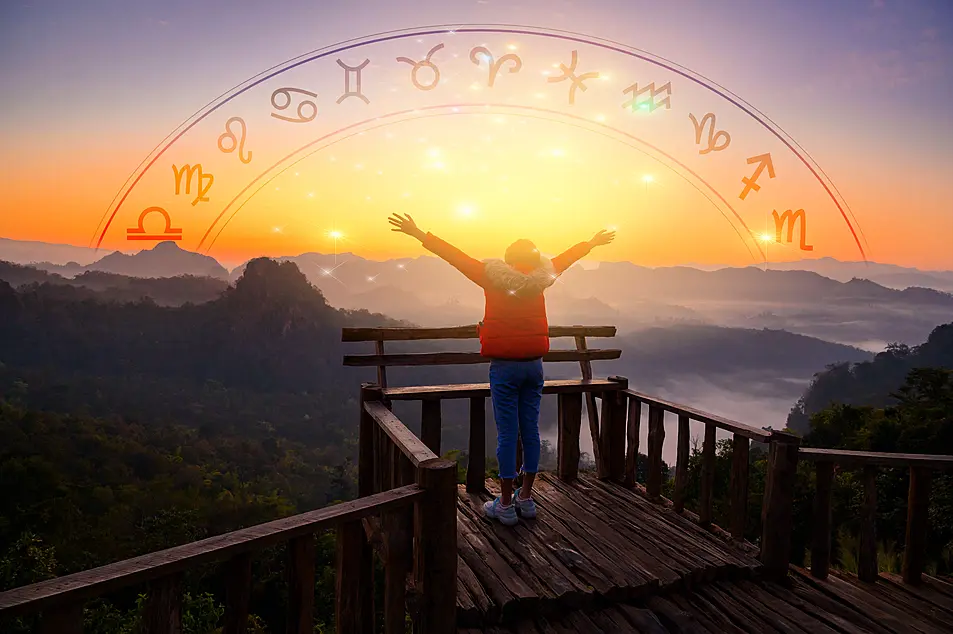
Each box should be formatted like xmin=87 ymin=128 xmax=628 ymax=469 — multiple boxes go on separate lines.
xmin=689 ymin=112 xmax=731 ymax=154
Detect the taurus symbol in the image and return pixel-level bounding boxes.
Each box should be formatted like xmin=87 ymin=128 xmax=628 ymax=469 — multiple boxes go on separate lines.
xmin=397 ymin=43 xmax=445 ymax=91
xmin=126 ymin=207 xmax=182 ymax=241
xmin=469 ymin=46 xmax=522 ymax=87
xmin=689 ymin=112 xmax=731 ymax=154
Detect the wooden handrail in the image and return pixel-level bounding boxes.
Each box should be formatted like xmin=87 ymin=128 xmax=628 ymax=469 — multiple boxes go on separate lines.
xmin=383 ymin=378 xmax=626 ymax=401
xmin=624 ymin=389 xmax=772 ymax=442
xmin=0 ymin=485 xmax=424 ymax=619
xmin=799 ymin=448 xmax=953 ymax=469
xmin=344 ymin=348 xmax=621 ymax=367
xmin=342 ymin=324 xmax=617 ymax=341
xmin=365 ymin=400 xmax=439 ymax=467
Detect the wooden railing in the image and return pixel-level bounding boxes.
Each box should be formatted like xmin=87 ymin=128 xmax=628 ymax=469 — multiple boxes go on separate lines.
xmin=0 ymin=486 xmax=424 ymax=633
xmin=801 ymin=448 xmax=953 ymax=584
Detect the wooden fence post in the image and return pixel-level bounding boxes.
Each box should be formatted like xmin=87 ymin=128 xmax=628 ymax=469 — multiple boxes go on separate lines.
xmin=673 ymin=414 xmax=690 ymax=512
xmin=811 ymin=462 xmax=834 ymax=580
xmin=359 ymin=383 xmax=381 ymax=498
xmin=224 ymin=552 xmax=253 ymax=634
xmin=287 ymin=535 xmax=315 ymax=634
xmin=698 ymin=423 xmax=717 ymax=526
xmin=646 ymin=405 xmax=665 ymax=502
xmin=760 ymin=431 xmax=800 ymax=581
xmin=599 ymin=377 xmax=628 ymax=483
xmin=729 ymin=434 xmax=750 ymax=541
xmin=858 ymin=465 xmax=879 ymax=582
xmin=143 ymin=574 xmax=182 ymax=634
xmin=624 ymin=396 xmax=641 ymax=488
xmin=902 ymin=467 xmax=932 ymax=584
xmin=421 ymin=399 xmax=442 ymax=456
xmin=557 ymin=392 xmax=582 ymax=482
xmin=39 ymin=603 xmax=83 ymax=634
xmin=467 ymin=397 xmax=486 ymax=493
xmin=415 ymin=458 xmax=458 ymax=634
xmin=336 ymin=520 xmax=373 ymax=634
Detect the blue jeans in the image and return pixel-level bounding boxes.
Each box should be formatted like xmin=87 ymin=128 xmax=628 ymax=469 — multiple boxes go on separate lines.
xmin=488 ymin=358 xmax=545 ymax=480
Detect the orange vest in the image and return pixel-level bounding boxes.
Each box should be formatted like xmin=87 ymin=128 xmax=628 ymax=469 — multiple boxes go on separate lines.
xmin=421 ymin=233 xmax=592 ymax=359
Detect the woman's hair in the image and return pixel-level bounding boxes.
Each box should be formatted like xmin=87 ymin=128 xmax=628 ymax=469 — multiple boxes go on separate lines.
xmin=504 ymin=239 xmax=541 ymax=268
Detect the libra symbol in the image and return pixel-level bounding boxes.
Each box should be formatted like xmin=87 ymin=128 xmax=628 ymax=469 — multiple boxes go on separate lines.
xmin=126 ymin=207 xmax=182 ymax=241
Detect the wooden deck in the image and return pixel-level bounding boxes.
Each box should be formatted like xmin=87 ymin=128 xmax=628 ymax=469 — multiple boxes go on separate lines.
xmin=464 ymin=568 xmax=953 ymax=633
xmin=456 ymin=473 xmax=953 ymax=633
xmin=455 ymin=473 xmax=761 ymax=626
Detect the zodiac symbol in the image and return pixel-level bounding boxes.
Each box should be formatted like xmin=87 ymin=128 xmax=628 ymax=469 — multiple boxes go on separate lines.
xmin=126 ymin=207 xmax=182 ymax=241
xmin=689 ymin=112 xmax=731 ymax=154
xmin=172 ymin=164 xmax=213 ymax=206
xmin=469 ymin=46 xmax=522 ymax=87
xmin=337 ymin=58 xmax=370 ymax=104
xmin=270 ymin=87 xmax=318 ymax=123
xmin=548 ymin=50 xmax=599 ymax=105
xmin=217 ymin=117 xmax=252 ymax=164
xmin=772 ymin=209 xmax=813 ymax=251
xmin=623 ymin=82 xmax=672 ymax=112
xmin=397 ymin=43 xmax=444 ymax=91
xmin=740 ymin=153 xmax=776 ymax=200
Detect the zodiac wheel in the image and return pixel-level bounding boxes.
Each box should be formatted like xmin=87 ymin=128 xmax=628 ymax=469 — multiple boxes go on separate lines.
xmin=92 ymin=23 xmax=868 ymax=266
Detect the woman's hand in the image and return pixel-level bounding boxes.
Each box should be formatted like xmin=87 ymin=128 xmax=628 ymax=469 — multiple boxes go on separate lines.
xmin=588 ymin=229 xmax=616 ymax=248
xmin=388 ymin=213 xmax=426 ymax=242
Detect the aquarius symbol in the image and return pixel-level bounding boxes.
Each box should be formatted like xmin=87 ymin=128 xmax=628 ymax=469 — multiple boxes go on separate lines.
xmin=172 ymin=164 xmax=213 ymax=206
xmin=126 ymin=207 xmax=182 ymax=241
xmin=397 ymin=43 xmax=444 ymax=91
xmin=773 ymin=209 xmax=813 ymax=251
xmin=548 ymin=50 xmax=599 ymax=105
xmin=740 ymin=153 xmax=775 ymax=200
xmin=217 ymin=117 xmax=252 ymax=164
xmin=469 ymin=46 xmax=522 ymax=87
xmin=271 ymin=88 xmax=318 ymax=123
xmin=623 ymin=82 xmax=672 ymax=112
xmin=337 ymin=58 xmax=370 ymax=104
xmin=689 ymin=112 xmax=731 ymax=154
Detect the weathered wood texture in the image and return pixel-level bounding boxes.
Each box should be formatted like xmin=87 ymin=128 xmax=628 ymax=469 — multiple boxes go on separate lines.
xmin=38 ymin=603 xmax=83 ymax=634
xmin=903 ymin=467 xmax=932 ymax=584
xmin=467 ymin=397 xmax=486 ymax=493
xmin=342 ymin=325 xmax=617 ymax=341
xmin=598 ymin=378 xmax=627 ymax=483
xmin=420 ymin=399 xmax=442 ymax=456
xmin=673 ymin=415 xmax=690 ymax=513
xmin=574 ymin=332 xmax=602 ymax=471
xmin=728 ymin=434 xmax=750 ymax=541
xmin=223 ymin=553 xmax=252 ymax=634
xmin=811 ymin=461 xmax=835 ymax=580
xmin=383 ymin=378 xmax=624 ymax=401
xmin=624 ymin=389 xmax=771 ymax=442
xmin=760 ymin=432 xmax=800 ymax=580
xmin=365 ymin=401 xmax=438 ymax=468
xmin=456 ymin=473 xmax=762 ymax=627
xmin=799 ymin=448 xmax=953 ymax=470
xmin=335 ymin=520 xmax=371 ymax=634
xmin=645 ymin=405 xmax=665 ymax=501
xmin=485 ymin=566 xmax=953 ymax=633
xmin=287 ymin=536 xmax=315 ymax=634
xmin=859 ymin=465 xmax=879 ymax=583
xmin=344 ymin=349 xmax=621 ymax=367
xmin=624 ymin=397 xmax=641 ymax=488
xmin=698 ymin=423 xmax=717 ymax=526
xmin=0 ymin=486 xmax=422 ymax=617
xmin=415 ymin=459 xmax=458 ymax=633
xmin=557 ymin=392 xmax=583 ymax=482
xmin=144 ymin=574 xmax=182 ymax=634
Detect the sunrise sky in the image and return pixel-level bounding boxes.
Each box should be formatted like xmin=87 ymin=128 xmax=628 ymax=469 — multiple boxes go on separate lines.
xmin=1 ymin=0 xmax=951 ymax=269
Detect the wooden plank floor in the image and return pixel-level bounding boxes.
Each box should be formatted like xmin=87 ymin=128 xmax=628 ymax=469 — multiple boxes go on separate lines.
xmin=455 ymin=472 xmax=761 ymax=626
xmin=463 ymin=568 xmax=953 ymax=633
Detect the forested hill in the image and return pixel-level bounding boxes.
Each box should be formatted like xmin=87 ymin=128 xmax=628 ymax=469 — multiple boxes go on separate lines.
xmin=787 ymin=321 xmax=953 ymax=434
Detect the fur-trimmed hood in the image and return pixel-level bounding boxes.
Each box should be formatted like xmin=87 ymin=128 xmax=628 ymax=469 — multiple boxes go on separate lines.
xmin=482 ymin=257 xmax=557 ymax=297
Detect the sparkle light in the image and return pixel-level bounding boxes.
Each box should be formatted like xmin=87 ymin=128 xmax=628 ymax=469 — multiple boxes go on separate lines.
xmin=642 ymin=175 xmax=655 ymax=183
xmin=457 ymin=203 xmax=476 ymax=217
xmin=328 ymin=230 xmax=343 ymax=240
xmin=759 ymin=233 xmax=774 ymax=243
xmin=397 ymin=263 xmax=405 ymax=269
xmin=507 ymin=44 xmax=517 ymax=50
xmin=551 ymin=148 xmax=565 ymax=157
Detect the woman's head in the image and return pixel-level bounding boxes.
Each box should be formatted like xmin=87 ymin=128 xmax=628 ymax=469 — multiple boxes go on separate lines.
xmin=504 ymin=239 xmax=541 ymax=269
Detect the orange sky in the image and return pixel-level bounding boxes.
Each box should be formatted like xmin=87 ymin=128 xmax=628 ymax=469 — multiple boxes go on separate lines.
xmin=1 ymin=1 xmax=951 ymax=270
